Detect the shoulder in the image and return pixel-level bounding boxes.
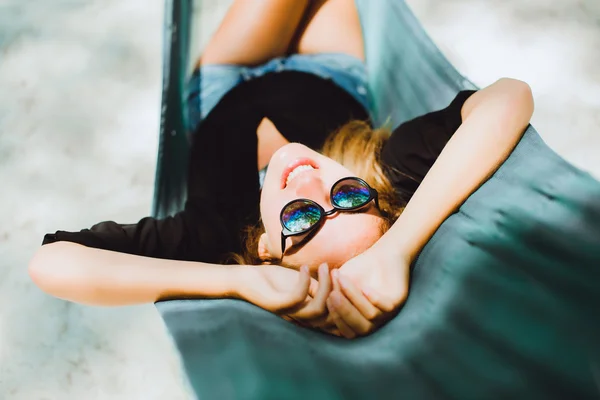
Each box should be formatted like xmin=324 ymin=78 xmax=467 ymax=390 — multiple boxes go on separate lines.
xmin=379 ymin=90 xmax=478 ymax=201
xmin=384 ymin=89 xmax=478 ymax=158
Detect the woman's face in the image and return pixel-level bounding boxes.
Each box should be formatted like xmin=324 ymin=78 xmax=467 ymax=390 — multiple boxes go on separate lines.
xmin=259 ymin=143 xmax=385 ymax=271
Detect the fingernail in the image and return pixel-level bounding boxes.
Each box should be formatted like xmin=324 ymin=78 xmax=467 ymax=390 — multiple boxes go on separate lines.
xmin=320 ymin=263 xmax=328 ymax=273
xmin=332 ymin=269 xmax=339 ymax=279
xmin=301 ymin=265 xmax=309 ymax=274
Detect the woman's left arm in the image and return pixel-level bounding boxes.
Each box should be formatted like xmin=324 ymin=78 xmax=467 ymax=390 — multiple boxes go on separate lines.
xmin=328 ymin=78 xmax=534 ymax=338
xmin=378 ymin=77 xmax=533 ymax=261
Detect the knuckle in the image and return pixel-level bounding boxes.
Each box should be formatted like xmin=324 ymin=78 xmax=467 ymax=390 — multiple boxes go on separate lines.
xmin=382 ymin=303 xmax=395 ymax=313
xmin=305 ymin=303 xmax=327 ymax=319
xmin=305 ymin=304 xmax=320 ymax=316
xmin=355 ymin=323 xmax=376 ymax=337
xmin=344 ymin=331 xmax=356 ymax=339
xmin=313 ymin=318 xmax=331 ymax=328
xmin=399 ymin=287 xmax=409 ymax=304
xmin=364 ymin=309 xmax=379 ymax=321
xmin=315 ymin=302 xmax=327 ymax=316
xmin=394 ymin=284 xmax=409 ymax=304
xmin=355 ymin=324 xmax=370 ymax=336
xmin=327 ymin=328 xmax=342 ymax=337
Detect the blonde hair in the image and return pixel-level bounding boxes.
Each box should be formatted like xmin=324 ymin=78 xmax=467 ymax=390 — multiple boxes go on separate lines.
xmin=229 ymin=120 xmax=405 ymax=266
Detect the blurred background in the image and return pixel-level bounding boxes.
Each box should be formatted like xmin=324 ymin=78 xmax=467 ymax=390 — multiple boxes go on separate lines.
xmin=0 ymin=0 xmax=598 ymax=399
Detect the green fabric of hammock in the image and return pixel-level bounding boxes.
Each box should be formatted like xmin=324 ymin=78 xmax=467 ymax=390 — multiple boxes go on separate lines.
xmin=152 ymin=1 xmax=600 ymax=398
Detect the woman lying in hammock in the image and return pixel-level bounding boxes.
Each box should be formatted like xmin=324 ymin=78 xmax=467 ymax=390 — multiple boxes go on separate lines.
xmin=28 ymin=0 xmax=533 ymax=339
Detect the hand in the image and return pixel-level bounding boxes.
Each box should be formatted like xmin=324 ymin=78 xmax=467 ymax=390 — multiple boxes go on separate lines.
xmin=283 ymin=262 xmax=333 ymax=330
xmin=326 ymin=245 xmax=411 ymax=338
xmin=235 ymin=264 xmax=314 ymax=314
xmin=235 ymin=264 xmax=334 ymax=327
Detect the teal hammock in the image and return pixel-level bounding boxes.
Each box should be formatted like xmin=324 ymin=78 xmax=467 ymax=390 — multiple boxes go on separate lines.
xmin=152 ymin=1 xmax=600 ymax=399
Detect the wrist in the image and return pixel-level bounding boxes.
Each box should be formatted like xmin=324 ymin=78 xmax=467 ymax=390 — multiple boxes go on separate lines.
xmin=229 ymin=265 xmax=260 ymax=300
xmin=372 ymin=233 xmax=412 ymax=265
xmin=158 ymin=262 xmax=242 ymax=301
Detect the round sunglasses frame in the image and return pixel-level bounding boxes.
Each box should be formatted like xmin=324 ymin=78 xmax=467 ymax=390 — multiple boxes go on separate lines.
xmin=279 ymin=176 xmax=380 ymax=256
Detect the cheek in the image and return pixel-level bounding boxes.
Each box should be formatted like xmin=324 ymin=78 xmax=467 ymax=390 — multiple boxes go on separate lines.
xmin=328 ymin=215 xmax=383 ymax=257
xmin=289 ymin=213 xmax=384 ymax=268
xmin=259 ymin=192 xmax=282 ymax=251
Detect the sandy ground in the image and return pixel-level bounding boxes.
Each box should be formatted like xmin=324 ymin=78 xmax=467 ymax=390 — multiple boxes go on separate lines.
xmin=0 ymin=0 xmax=598 ymax=399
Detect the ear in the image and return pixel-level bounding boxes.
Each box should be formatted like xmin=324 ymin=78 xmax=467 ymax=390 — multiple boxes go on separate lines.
xmin=257 ymin=233 xmax=274 ymax=261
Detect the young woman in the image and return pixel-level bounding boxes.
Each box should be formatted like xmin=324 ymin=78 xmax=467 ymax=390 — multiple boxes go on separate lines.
xmin=28 ymin=0 xmax=534 ymax=339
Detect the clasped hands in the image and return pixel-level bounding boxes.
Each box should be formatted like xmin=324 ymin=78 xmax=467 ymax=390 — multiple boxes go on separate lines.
xmin=239 ymin=243 xmax=410 ymax=339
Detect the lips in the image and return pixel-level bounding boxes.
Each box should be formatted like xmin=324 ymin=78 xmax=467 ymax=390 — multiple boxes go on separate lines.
xmin=281 ymin=157 xmax=319 ymax=189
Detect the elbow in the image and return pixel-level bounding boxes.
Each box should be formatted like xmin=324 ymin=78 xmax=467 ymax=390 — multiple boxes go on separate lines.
xmin=496 ymin=77 xmax=534 ymax=117
xmin=496 ymin=77 xmax=531 ymax=93
xmin=501 ymin=77 xmax=533 ymax=102
xmin=29 ymin=242 xmax=90 ymax=300
xmin=29 ymin=243 xmax=58 ymax=294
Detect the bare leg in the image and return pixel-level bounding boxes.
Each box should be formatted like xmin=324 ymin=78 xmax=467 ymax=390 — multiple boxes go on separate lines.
xmin=195 ymin=0 xmax=366 ymax=170
xmin=197 ymin=0 xmax=310 ymax=67
xmin=290 ymin=0 xmax=364 ymax=60
xmin=257 ymin=0 xmax=366 ymax=170
xmin=256 ymin=0 xmax=366 ymax=169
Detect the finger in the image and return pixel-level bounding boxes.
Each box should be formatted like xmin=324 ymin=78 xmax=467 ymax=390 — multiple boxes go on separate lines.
xmin=291 ymin=263 xmax=331 ymax=321
xmin=311 ymin=269 xmax=342 ymax=328
xmin=308 ymin=276 xmax=319 ymax=299
xmin=361 ymin=282 xmax=407 ymax=313
xmin=303 ymin=270 xmax=345 ymax=329
xmin=300 ymin=311 xmax=335 ymax=330
xmin=337 ymin=274 xmax=382 ymax=321
xmin=321 ymin=319 xmax=337 ymax=330
xmin=329 ymin=290 xmax=373 ymax=336
xmin=319 ymin=269 xmax=347 ymax=330
xmin=271 ymin=265 xmax=311 ymax=313
xmin=320 ymin=326 xmax=342 ymax=337
xmin=330 ymin=328 xmax=342 ymax=337
xmin=331 ymin=268 xmax=343 ymax=293
xmin=327 ymin=296 xmax=356 ymax=339
xmin=306 ymin=315 xmax=337 ymax=332
xmin=316 ymin=307 xmax=338 ymax=330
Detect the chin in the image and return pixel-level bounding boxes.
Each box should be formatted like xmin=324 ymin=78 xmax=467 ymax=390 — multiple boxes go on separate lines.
xmin=264 ymin=143 xmax=321 ymax=190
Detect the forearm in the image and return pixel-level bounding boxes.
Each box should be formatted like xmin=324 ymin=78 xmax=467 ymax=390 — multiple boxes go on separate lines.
xmin=377 ymin=78 xmax=534 ymax=262
xmin=29 ymin=241 xmax=240 ymax=306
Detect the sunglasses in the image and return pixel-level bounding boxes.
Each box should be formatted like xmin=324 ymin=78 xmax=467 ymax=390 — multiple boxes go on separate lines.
xmin=279 ymin=177 xmax=379 ymax=256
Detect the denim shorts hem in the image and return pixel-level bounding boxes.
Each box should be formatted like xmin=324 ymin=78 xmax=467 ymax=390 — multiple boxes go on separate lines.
xmin=186 ymin=53 xmax=370 ymax=132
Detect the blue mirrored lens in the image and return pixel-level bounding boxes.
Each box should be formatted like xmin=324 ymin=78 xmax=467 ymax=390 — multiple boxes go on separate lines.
xmin=332 ymin=179 xmax=371 ymax=209
xmin=282 ymin=200 xmax=322 ymax=233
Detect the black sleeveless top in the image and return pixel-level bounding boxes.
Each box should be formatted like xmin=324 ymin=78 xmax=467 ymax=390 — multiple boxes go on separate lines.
xmin=42 ymin=71 xmax=475 ymax=263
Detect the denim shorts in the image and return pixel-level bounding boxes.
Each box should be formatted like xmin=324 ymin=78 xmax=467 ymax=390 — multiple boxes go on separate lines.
xmin=185 ymin=52 xmax=369 ymax=132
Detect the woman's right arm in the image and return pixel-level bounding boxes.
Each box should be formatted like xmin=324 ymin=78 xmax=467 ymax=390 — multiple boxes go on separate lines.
xmin=29 ymin=241 xmax=239 ymax=306
xmin=41 ymin=198 xmax=235 ymax=264
xmin=29 ymin=241 xmax=317 ymax=311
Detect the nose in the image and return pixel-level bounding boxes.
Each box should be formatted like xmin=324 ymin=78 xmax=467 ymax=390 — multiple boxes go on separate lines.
xmin=293 ymin=173 xmax=332 ymax=208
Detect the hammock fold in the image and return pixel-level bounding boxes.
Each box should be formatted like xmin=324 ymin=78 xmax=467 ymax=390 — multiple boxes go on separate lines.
xmin=152 ymin=1 xmax=600 ymax=399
